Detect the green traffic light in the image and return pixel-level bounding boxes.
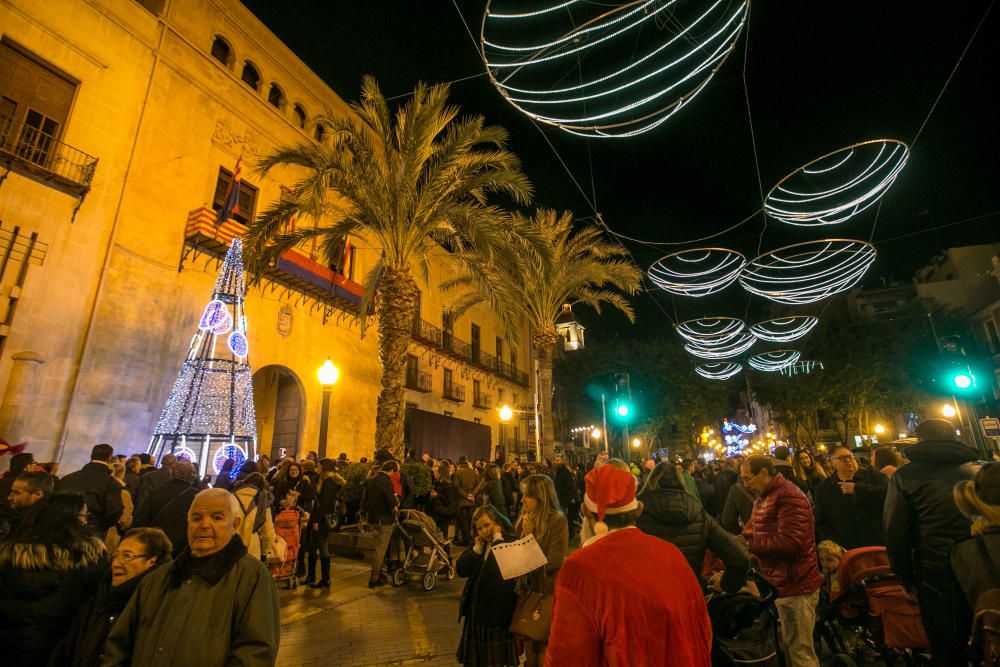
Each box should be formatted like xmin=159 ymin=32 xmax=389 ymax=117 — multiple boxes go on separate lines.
xmin=616 ymin=403 xmax=630 ymax=418
xmin=953 ymin=373 xmax=972 ymax=389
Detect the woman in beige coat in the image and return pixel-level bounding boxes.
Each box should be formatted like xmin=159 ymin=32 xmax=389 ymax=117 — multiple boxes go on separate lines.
xmin=233 ymin=473 xmax=277 ymax=559
xmin=515 ymin=474 xmax=569 ymax=667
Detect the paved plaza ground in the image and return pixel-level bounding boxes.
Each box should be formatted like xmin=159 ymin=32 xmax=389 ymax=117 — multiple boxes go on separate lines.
xmin=276 ymin=554 xmax=467 ymax=667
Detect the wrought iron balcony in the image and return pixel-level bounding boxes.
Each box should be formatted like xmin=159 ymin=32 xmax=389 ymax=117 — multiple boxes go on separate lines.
xmin=443 ymin=383 xmax=466 ymax=402
xmin=0 ymin=113 xmax=98 ymax=196
xmin=405 ymin=370 xmax=432 ymax=393
xmin=473 ymin=392 xmax=492 ymax=410
xmin=410 ymin=317 xmax=529 ymax=386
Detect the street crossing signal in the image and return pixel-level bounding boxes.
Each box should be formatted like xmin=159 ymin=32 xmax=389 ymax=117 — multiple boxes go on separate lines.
xmin=616 ymin=402 xmax=630 ymax=418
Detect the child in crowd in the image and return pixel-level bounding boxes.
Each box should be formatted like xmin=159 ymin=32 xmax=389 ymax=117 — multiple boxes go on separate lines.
xmin=456 ymin=505 xmax=519 ymax=667
xmin=817 ymin=539 xmax=845 ymax=597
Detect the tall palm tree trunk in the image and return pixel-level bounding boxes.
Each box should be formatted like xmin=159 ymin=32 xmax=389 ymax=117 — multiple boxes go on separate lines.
xmin=533 ymin=328 xmax=561 ymax=453
xmin=375 ymin=269 xmax=418 ymax=458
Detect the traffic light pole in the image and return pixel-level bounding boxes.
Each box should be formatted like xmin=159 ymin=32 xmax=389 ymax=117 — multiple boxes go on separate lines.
xmin=601 ymin=393 xmax=609 ymax=454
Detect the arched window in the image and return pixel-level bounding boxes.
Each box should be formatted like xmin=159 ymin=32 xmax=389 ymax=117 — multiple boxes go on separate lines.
xmin=293 ymin=104 xmax=307 ymax=129
xmin=314 ymin=123 xmax=325 ymax=142
xmin=210 ymin=36 xmax=232 ymax=67
xmin=267 ymin=83 xmax=284 ymax=109
xmin=241 ymin=62 xmax=261 ymax=91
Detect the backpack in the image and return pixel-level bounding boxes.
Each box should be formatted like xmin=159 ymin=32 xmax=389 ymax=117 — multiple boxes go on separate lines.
xmin=971 ymin=535 xmax=1000 ymax=666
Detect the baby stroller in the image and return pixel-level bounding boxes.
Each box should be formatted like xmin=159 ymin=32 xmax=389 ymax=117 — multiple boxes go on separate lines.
xmin=707 ymin=570 xmax=785 ymax=666
xmin=387 ymin=509 xmax=455 ymax=591
xmin=269 ymin=508 xmax=302 ymax=590
xmin=820 ymin=546 xmax=930 ymax=666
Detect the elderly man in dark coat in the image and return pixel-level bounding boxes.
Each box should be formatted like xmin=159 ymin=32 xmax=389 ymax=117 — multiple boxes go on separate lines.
xmin=814 ymin=444 xmax=888 ymax=549
xmin=102 ymin=488 xmax=280 ymax=666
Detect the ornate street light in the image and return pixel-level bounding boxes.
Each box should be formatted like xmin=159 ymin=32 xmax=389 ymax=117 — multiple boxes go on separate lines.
xmin=317 ymin=359 xmax=339 ymax=458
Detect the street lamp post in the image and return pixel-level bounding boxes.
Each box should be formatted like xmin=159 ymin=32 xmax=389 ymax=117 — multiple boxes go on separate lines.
xmin=317 ymin=358 xmax=339 ymax=459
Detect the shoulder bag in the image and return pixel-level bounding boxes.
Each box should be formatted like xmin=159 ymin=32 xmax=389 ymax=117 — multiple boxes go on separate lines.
xmin=509 ymin=589 xmax=553 ymax=642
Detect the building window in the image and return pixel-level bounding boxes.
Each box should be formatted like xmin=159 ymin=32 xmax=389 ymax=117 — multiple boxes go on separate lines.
xmin=471 ymin=323 xmax=481 ymax=362
xmin=473 ymin=379 xmax=481 ymax=402
xmin=293 ymin=103 xmax=307 ymax=128
xmin=510 ymin=348 xmax=517 ymax=370
xmin=986 ymin=319 xmax=1000 ymax=353
xmin=267 ymin=83 xmax=284 ymax=109
xmin=444 ymin=368 xmax=453 ymax=393
xmin=496 ymin=337 xmax=503 ymax=363
xmin=241 ymin=62 xmax=261 ymax=91
xmin=314 ymin=123 xmax=325 ymax=142
xmin=212 ymin=166 xmax=259 ymax=225
xmin=0 ymin=40 xmax=76 ymax=138
xmin=210 ymin=36 xmax=233 ymax=67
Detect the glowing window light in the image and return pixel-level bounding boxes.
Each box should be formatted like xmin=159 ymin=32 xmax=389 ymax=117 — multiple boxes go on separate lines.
xmin=739 ymin=239 xmax=876 ymax=305
xmin=480 ymin=0 xmax=749 ymax=138
xmin=779 ymin=360 xmax=825 ymax=377
xmin=684 ymin=332 xmax=756 ymax=360
xmin=676 ymin=317 xmax=746 ymax=345
xmin=748 ymin=350 xmax=801 ymax=372
xmin=695 ymin=362 xmax=742 ymax=380
xmin=749 ymin=316 xmax=819 ymax=343
xmin=649 ymin=248 xmax=747 ymax=297
xmin=765 ymin=140 xmax=909 ymax=226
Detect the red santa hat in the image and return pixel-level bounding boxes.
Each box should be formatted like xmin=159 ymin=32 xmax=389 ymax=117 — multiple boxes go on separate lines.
xmin=584 ymin=464 xmax=639 ymax=536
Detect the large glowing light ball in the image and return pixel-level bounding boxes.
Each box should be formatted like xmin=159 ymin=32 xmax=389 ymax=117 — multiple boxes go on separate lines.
xmin=747 ymin=350 xmax=801 ymax=372
xmin=675 ymin=317 xmax=746 ymax=345
xmin=749 ymin=316 xmax=819 ymax=343
xmin=649 ymin=248 xmax=747 ymax=297
xmin=765 ymin=139 xmax=909 ymax=226
xmin=480 ymin=0 xmax=749 ymax=138
xmin=695 ymin=362 xmax=743 ymax=380
xmin=740 ymin=239 xmax=876 ymax=305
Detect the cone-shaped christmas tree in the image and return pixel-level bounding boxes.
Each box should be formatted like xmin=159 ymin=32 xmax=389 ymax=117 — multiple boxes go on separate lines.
xmin=148 ymin=238 xmax=256 ymax=479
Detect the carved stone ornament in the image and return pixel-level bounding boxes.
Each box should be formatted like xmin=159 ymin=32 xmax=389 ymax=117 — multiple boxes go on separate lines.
xmin=212 ymin=119 xmax=261 ymax=159
xmin=277 ymin=304 xmax=293 ymax=338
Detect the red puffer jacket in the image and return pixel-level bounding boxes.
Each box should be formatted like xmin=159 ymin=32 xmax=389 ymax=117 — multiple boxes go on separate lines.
xmin=745 ymin=473 xmax=822 ymax=597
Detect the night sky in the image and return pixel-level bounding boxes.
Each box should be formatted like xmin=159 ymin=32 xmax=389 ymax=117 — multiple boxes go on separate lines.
xmin=240 ymin=0 xmax=999 ymax=341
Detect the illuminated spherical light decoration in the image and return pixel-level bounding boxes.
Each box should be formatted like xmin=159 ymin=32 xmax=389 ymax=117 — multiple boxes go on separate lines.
xmin=173 ymin=445 xmax=199 ymax=464
xmin=749 ymin=316 xmax=819 ymax=343
xmin=228 ymin=331 xmax=249 ymax=358
xmin=740 ymin=239 xmax=876 ymax=305
xmin=199 ymin=299 xmax=227 ymax=331
xmin=695 ymin=362 xmax=743 ymax=380
xmin=480 ymin=0 xmax=749 ymax=138
xmin=684 ymin=332 xmax=756 ymax=360
xmin=212 ymin=309 xmax=234 ymax=335
xmin=213 ymin=443 xmax=247 ymax=479
xmin=748 ymin=350 xmax=801 ymax=372
xmin=675 ymin=317 xmax=746 ymax=345
xmin=765 ymin=139 xmax=909 ymax=226
xmin=649 ymin=248 xmax=747 ymax=297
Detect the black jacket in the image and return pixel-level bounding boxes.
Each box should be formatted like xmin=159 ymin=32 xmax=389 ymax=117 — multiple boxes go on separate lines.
xmin=774 ymin=462 xmax=811 ymax=497
xmin=457 ymin=537 xmax=518 ymax=627
xmin=57 ymin=462 xmax=124 ymax=533
xmin=883 ymin=440 xmax=978 ymax=586
xmin=123 ymin=471 xmax=141 ymax=501
xmin=0 ymin=537 xmax=107 ymax=666
xmin=480 ymin=479 xmax=507 ymax=513
xmin=309 ymin=476 xmax=344 ymax=536
xmin=48 ymin=563 xmax=163 ymax=667
xmin=362 ymin=472 xmax=398 ymax=524
xmin=428 ymin=479 xmax=459 ymax=519
xmin=636 ymin=487 xmax=750 ymax=594
xmin=950 ymin=526 xmax=1000 ymax=610
xmin=814 ymin=468 xmax=889 ymax=549
xmin=720 ymin=481 xmax=755 ymax=535
xmin=134 ymin=467 xmax=170 ymax=509
xmin=132 ymin=479 xmax=199 ymax=556
xmin=553 ymin=466 xmax=577 ymax=509
xmin=714 ymin=467 xmax=738 ymax=517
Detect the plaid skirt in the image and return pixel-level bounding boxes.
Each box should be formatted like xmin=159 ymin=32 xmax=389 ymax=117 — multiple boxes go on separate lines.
xmin=456 ymin=618 xmax=519 ymax=667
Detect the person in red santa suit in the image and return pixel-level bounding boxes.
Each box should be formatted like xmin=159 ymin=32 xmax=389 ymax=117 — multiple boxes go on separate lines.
xmin=545 ymin=464 xmax=712 ymax=667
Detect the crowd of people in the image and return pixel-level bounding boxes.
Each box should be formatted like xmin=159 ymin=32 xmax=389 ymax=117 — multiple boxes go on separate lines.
xmin=0 ymin=416 xmax=998 ymax=666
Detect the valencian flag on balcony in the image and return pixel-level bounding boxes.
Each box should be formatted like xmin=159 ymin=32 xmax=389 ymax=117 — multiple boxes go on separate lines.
xmin=216 ymin=155 xmax=242 ymax=225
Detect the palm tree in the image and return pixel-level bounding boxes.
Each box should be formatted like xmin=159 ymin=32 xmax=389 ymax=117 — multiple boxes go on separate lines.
xmin=445 ymin=209 xmax=642 ymax=451
xmin=245 ymin=76 xmax=533 ymax=456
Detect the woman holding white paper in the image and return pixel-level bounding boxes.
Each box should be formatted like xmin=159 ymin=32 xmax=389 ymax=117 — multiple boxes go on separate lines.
xmin=456 ymin=505 xmax=519 ymax=666
xmin=514 ymin=474 xmax=569 ymax=667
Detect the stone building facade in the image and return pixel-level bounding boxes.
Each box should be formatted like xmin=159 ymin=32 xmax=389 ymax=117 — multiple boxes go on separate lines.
xmin=0 ymin=0 xmax=533 ymax=471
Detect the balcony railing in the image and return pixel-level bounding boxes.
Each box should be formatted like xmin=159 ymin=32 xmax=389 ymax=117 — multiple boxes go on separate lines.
xmin=443 ymin=383 xmax=466 ymax=402
xmin=0 ymin=113 xmax=98 ymax=195
xmin=405 ymin=370 xmax=432 ymax=393
xmin=473 ymin=392 xmax=492 ymax=410
xmin=410 ymin=317 xmax=529 ymax=386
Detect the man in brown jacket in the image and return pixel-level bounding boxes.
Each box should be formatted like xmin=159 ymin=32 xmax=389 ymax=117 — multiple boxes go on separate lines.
xmin=452 ymin=456 xmax=478 ymax=546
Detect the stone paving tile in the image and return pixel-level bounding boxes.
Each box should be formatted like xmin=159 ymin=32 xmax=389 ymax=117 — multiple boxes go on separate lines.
xmin=276 ymin=554 xmax=472 ymax=667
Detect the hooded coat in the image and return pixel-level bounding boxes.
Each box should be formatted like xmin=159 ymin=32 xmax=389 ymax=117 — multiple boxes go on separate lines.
xmin=636 ymin=487 xmax=749 ymax=593
xmin=0 ymin=536 xmax=107 ymax=666
xmin=101 ymin=536 xmax=280 ymax=667
xmin=883 ymin=440 xmax=978 ymax=586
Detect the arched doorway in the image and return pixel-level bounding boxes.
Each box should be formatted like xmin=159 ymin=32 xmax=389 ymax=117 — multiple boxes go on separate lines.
xmin=252 ymin=365 xmax=306 ymax=460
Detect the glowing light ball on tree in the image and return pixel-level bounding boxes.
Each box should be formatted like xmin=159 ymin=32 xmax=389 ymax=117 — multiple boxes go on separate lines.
xmin=480 ymin=0 xmax=749 ymax=138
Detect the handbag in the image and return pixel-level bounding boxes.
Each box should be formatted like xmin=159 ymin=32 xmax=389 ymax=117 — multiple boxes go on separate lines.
xmin=509 ymin=590 xmax=553 ymax=641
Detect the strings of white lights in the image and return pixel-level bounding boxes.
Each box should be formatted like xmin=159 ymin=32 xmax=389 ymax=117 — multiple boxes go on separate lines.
xmin=649 ymin=248 xmax=747 ymax=297
xmin=739 ymin=239 xmax=877 ymax=305
xmin=684 ymin=332 xmax=756 ymax=360
xmin=695 ymin=362 xmax=743 ymax=380
xmin=748 ymin=350 xmax=801 ymax=372
xmin=675 ymin=317 xmax=746 ymax=345
xmin=749 ymin=316 xmax=819 ymax=343
xmin=480 ymin=0 xmax=749 ymax=138
xmin=779 ymin=360 xmax=825 ymax=377
xmin=765 ymin=140 xmax=909 ymax=226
